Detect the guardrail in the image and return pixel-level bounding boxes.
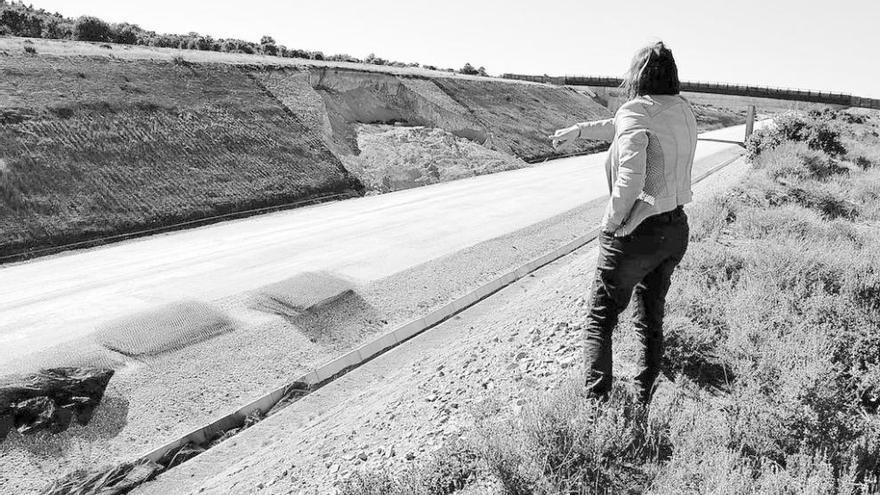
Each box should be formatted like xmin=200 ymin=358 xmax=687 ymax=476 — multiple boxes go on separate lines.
xmin=500 ymin=74 xmax=880 ymax=109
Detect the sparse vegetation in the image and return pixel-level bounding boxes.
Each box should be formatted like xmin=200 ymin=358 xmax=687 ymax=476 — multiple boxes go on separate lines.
xmin=0 ymin=0 xmax=487 ymax=74
xmin=343 ymin=110 xmax=880 ymax=494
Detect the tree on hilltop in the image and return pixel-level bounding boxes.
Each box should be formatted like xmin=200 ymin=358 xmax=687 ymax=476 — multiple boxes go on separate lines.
xmin=112 ymin=22 xmax=139 ymax=44
xmin=460 ymin=63 xmax=479 ymax=75
xmin=74 ymin=15 xmax=111 ymax=42
xmin=260 ymin=35 xmax=277 ymax=56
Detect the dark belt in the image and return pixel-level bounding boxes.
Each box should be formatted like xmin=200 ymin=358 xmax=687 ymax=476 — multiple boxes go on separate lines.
xmin=646 ymin=205 xmax=685 ymax=223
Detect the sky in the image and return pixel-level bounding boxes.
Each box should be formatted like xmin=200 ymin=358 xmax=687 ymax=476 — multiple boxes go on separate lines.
xmin=29 ymin=0 xmax=880 ymax=98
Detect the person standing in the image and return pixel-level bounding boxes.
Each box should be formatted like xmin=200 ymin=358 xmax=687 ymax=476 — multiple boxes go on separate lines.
xmin=550 ymin=41 xmax=697 ymax=403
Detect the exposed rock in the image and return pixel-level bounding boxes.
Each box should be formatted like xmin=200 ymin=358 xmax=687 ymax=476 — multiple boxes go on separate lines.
xmin=0 ymin=367 xmax=114 ymax=441
xmin=43 ymin=460 xmax=161 ymax=495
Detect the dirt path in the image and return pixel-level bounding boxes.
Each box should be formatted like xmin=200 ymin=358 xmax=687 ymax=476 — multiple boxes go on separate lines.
xmin=134 ymin=158 xmax=750 ymax=495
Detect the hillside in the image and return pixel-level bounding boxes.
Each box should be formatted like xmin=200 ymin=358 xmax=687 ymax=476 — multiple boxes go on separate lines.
xmin=0 ymin=53 xmax=363 ymax=259
xmin=0 ymin=37 xmax=611 ymax=260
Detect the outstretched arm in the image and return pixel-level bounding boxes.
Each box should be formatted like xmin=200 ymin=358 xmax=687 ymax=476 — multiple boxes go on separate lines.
xmin=576 ymin=118 xmax=615 ymax=141
xmin=549 ymin=118 xmax=615 ymax=151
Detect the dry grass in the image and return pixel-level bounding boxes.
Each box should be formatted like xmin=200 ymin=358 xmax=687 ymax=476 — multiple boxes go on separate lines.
xmin=344 ymin=110 xmax=880 ymax=494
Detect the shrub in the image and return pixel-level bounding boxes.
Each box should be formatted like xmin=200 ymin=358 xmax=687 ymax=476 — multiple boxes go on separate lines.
xmin=662 ymin=315 xmax=730 ymax=387
xmin=23 ymin=43 xmax=36 ymax=55
xmin=259 ymin=35 xmax=277 ymax=56
xmin=365 ymin=53 xmax=388 ymax=65
xmin=0 ymin=8 xmax=43 ymax=37
xmin=855 ymin=155 xmax=873 ymax=170
xmin=460 ymin=63 xmax=479 ymax=75
xmin=747 ymin=112 xmax=847 ymax=161
xmin=112 ymin=24 xmax=138 ymax=45
xmin=806 ymin=124 xmax=847 ymax=156
xmin=744 ymin=127 xmax=783 ymax=161
xmin=74 ymin=16 xmax=112 ymax=42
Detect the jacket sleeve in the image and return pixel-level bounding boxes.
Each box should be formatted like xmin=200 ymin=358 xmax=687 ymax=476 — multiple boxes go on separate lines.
xmin=575 ymin=118 xmax=615 ymax=141
xmin=606 ymin=105 xmax=649 ymax=229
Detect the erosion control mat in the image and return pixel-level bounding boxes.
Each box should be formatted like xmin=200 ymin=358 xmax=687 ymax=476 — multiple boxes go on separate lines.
xmin=250 ymin=272 xmax=355 ymax=317
xmin=250 ymin=272 xmax=380 ymax=343
xmin=94 ymin=301 xmax=237 ymax=358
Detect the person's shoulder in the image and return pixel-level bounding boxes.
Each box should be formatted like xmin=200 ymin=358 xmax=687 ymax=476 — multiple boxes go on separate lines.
xmin=618 ymin=96 xmax=652 ymax=113
xmin=615 ymin=97 xmax=652 ymax=122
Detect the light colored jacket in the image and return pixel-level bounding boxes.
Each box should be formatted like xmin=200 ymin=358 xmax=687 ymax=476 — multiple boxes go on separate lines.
xmin=576 ymin=94 xmax=697 ymax=236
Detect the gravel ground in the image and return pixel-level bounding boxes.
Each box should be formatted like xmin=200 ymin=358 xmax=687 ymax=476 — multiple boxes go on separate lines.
xmin=133 ymin=157 xmax=751 ymax=495
xmin=0 ymin=151 xmax=744 ymax=494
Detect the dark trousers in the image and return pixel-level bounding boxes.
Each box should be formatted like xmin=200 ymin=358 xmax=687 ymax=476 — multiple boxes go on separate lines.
xmin=583 ymin=206 xmax=689 ymax=403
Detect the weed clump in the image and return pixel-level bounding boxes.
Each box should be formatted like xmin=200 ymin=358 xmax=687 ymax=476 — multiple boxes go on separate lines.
xmin=475 ymin=382 xmax=668 ymax=494
xmin=338 ymin=443 xmax=480 ymax=495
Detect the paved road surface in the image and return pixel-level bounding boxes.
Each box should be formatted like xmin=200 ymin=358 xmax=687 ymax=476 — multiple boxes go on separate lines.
xmin=0 ymin=124 xmax=754 ymax=364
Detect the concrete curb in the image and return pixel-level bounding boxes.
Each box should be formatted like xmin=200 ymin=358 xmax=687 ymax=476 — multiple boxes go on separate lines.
xmin=138 ymin=221 xmax=603 ymax=464
xmin=137 ymin=151 xmax=746 ymax=467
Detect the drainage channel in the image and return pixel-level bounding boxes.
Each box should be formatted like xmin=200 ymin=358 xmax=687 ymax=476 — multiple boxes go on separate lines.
xmin=46 ymin=152 xmax=745 ymax=495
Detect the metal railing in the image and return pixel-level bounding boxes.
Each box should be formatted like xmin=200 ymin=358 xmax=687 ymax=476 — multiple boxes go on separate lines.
xmin=500 ymin=73 xmax=880 ymax=109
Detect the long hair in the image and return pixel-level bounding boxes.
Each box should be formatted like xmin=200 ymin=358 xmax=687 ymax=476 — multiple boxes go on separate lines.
xmin=621 ymin=41 xmax=680 ymax=100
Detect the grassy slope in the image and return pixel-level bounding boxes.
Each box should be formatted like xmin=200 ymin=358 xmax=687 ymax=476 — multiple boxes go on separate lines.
xmin=690 ymin=103 xmax=748 ymax=132
xmin=341 ymin=110 xmax=880 ymax=494
xmin=0 ymin=54 xmax=361 ymax=258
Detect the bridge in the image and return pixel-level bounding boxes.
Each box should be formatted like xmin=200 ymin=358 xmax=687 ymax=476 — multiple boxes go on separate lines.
xmin=500 ymin=74 xmax=880 ymax=110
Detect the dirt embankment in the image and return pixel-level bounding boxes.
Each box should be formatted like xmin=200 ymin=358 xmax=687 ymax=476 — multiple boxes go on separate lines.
xmin=0 ymin=52 xmax=609 ymax=260
xmin=0 ymin=56 xmax=362 ymax=259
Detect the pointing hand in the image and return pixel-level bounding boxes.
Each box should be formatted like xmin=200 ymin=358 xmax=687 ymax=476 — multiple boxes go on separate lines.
xmin=548 ymin=125 xmax=579 ymax=151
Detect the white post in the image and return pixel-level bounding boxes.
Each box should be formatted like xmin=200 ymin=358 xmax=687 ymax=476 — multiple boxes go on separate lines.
xmin=745 ymin=105 xmax=756 ymax=140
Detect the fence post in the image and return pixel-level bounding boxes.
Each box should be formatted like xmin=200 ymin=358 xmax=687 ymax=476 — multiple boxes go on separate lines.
xmin=745 ymin=105 xmax=756 ymax=140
